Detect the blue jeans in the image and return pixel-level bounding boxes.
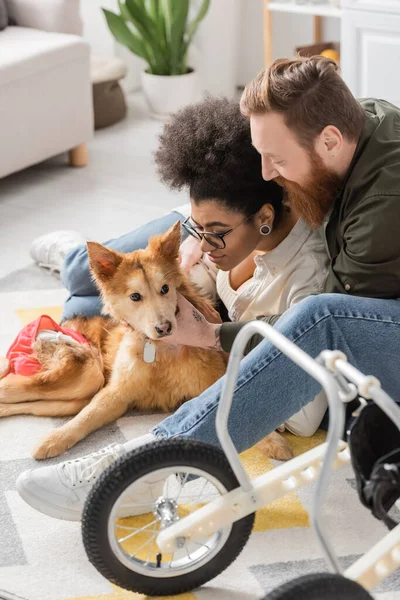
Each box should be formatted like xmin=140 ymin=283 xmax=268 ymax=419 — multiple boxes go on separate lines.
xmin=153 ymin=293 xmax=400 ymax=452
xmin=61 ymin=212 xmax=186 ymax=320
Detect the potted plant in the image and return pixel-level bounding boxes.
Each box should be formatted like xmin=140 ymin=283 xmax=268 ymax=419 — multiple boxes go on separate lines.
xmin=103 ymin=0 xmax=211 ymax=118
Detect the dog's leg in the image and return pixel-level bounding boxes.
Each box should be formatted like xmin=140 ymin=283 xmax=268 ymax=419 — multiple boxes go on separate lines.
xmin=0 ymin=398 xmax=90 ymax=418
xmin=0 ymin=357 xmax=10 ymax=380
xmin=0 ymin=359 xmax=104 ymax=404
xmin=32 ymin=386 xmax=129 ymax=459
xmin=256 ymin=432 xmax=293 ymax=461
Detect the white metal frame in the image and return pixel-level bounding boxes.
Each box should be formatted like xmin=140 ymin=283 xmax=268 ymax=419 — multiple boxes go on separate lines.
xmin=157 ymin=321 xmax=400 ymax=592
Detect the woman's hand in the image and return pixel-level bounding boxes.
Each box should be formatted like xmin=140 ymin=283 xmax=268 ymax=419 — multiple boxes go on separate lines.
xmin=179 ymin=235 xmax=203 ymax=273
xmin=159 ymin=293 xmax=222 ymax=349
xmin=200 ymin=302 xmax=223 ymax=325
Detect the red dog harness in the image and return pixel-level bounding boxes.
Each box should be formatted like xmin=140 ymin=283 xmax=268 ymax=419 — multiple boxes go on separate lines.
xmin=6 ymin=315 xmax=89 ymax=376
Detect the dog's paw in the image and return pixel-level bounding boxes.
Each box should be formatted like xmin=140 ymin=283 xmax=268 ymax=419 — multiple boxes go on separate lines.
xmin=33 ymin=431 xmax=72 ymax=460
xmin=256 ymin=431 xmax=293 ymax=461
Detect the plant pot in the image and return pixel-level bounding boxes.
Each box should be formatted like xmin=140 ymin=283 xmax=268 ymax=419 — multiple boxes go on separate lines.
xmin=141 ymin=69 xmax=199 ymax=119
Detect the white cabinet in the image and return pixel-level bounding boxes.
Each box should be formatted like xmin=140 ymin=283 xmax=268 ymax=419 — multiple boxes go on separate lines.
xmin=263 ymin=2 xmax=400 ymax=107
xmin=341 ymin=3 xmax=400 ymax=106
xmin=342 ymin=1 xmax=400 ymax=14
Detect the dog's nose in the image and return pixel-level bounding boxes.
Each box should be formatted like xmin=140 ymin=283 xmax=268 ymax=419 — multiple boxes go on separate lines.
xmin=155 ymin=321 xmax=172 ymax=336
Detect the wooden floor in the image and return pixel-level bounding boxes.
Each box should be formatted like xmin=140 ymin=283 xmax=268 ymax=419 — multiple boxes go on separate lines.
xmin=0 ymin=94 xmax=185 ymax=279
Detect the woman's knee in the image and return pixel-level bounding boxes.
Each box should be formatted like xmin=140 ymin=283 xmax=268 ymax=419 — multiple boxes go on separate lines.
xmin=61 ymin=244 xmax=93 ymax=294
xmin=61 ymin=294 xmax=103 ymax=322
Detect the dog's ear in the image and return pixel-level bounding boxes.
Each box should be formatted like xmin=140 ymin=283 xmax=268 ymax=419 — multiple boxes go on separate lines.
xmin=149 ymin=221 xmax=181 ymax=261
xmin=87 ymin=242 xmax=123 ymax=280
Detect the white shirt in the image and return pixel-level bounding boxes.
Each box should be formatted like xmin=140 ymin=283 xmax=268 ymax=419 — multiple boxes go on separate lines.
xmin=217 ymin=219 xmax=328 ymax=321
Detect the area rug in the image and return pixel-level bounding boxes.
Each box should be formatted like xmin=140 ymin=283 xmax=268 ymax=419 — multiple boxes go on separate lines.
xmin=0 ymin=289 xmax=398 ymax=600
xmin=0 ymin=264 xmax=62 ymax=293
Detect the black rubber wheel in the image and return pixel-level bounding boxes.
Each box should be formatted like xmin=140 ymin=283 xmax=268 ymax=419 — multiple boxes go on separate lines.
xmin=82 ymin=439 xmax=255 ymax=597
xmin=263 ymin=573 xmax=374 ymax=599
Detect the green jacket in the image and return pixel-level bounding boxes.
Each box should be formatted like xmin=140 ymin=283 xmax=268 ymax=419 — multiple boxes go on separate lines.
xmin=220 ymin=98 xmax=400 ymax=353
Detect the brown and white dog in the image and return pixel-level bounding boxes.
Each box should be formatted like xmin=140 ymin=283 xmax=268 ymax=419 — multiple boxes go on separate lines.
xmin=0 ymin=222 xmax=292 ymax=461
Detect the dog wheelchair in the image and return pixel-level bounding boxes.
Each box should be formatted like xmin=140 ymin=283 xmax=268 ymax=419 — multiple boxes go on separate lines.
xmin=82 ymin=321 xmax=400 ymax=598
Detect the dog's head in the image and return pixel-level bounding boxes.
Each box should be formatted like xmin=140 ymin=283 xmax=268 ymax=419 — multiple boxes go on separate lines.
xmin=87 ymin=221 xmax=183 ymax=340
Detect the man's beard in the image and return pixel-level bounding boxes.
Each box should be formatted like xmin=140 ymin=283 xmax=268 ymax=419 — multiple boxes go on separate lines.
xmin=274 ymin=153 xmax=343 ymax=229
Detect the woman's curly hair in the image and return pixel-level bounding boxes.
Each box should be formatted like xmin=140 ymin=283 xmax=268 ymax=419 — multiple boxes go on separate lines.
xmin=154 ymin=96 xmax=283 ymax=219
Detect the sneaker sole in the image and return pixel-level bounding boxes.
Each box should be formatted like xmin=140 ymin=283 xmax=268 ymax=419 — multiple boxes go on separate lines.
xmin=16 ymin=478 xmax=156 ymax=521
xmin=16 ymin=477 xmax=82 ymax=522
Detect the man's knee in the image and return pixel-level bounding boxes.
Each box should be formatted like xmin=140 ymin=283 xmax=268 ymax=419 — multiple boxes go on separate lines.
xmin=295 ymin=293 xmax=350 ymax=317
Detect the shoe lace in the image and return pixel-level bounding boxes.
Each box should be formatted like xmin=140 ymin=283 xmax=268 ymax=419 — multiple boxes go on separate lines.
xmin=61 ymin=444 xmax=122 ymax=486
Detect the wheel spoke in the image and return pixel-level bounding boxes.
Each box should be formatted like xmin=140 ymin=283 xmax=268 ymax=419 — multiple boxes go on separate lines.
xmin=185 ymin=543 xmax=192 ymax=561
xmin=144 ymin=529 xmax=157 ymax=566
xmin=196 ymin=477 xmax=208 ymax=502
xmin=174 ymin=471 xmax=189 ymax=503
xmin=116 ymin=524 xmax=156 ymax=532
xmin=129 ymin=532 xmax=158 ymax=559
xmin=117 ymin=518 xmax=159 ymax=543
xmin=192 ymin=540 xmax=211 ymax=550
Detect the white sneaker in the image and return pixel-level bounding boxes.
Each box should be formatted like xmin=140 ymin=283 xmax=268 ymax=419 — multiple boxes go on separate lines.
xmin=30 ymin=230 xmax=87 ymax=274
xmin=16 ymin=443 xmax=163 ymax=521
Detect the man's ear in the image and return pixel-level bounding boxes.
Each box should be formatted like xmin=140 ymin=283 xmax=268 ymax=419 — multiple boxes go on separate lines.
xmin=148 ymin=221 xmax=181 ymax=261
xmin=87 ymin=242 xmax=123 ymax=280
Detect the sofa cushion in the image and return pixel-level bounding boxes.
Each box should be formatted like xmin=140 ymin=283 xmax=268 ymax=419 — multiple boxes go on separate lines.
xmin=0 ymin=0 xmax=8 ymax=30
xmin=6 ymin=0 xmax=82 ymax=35
xmin=0 ymin=26 xmax=89 ymax=86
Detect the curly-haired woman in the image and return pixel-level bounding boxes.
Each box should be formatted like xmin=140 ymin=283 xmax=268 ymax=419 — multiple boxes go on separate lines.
xmin=19 ymin=96 xmax=328 ymax=521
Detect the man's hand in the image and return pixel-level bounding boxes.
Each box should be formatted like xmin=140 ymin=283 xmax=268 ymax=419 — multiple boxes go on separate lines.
xmin=159 ymin=293 xmax=222 ymax=349
xmin=179 ymin=235 xmax=203 ymax=273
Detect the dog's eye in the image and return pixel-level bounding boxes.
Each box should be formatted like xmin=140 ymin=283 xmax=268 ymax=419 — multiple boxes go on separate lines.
xmin=130 ymin=293 xmax=142 ymax=302
xmin=160 ymin=284 xmax=169 ymax=295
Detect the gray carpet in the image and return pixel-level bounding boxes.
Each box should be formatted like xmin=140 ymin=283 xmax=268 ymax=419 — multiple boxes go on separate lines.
xmin=0 ymin=590 xmax=29 ymax=600
xmin=0 ymin=265 xmax=62 ymax=293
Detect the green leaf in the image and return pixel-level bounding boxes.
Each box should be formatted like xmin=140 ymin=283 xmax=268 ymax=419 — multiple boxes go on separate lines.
xmin=118 ymin=0 xmax=133 ymax=23
xmin=102 ymin=8 xmax=150 ymax=62
xmin=147 ymin=0 xmax=160 ymax=21
xmin=146 ymin=0 xmax=167 ymax=58
xmin=125 ymin=0 xmax=156 ymax=41
xmin=169 ymin=0 xmax=190 ymax=74
xmin=125 ymin=0 xmax=169 ymax=72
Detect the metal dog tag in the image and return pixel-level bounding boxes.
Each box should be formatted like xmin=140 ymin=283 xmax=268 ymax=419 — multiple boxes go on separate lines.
xmin=144 ymin=341 xmax=156 ymax=363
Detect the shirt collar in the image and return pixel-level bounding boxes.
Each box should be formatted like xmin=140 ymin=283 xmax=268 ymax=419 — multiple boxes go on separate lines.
xmin=254 ymin=218 xmax=312 ymax=273
xmin=335 ymin=110 xmax=378 ymax=205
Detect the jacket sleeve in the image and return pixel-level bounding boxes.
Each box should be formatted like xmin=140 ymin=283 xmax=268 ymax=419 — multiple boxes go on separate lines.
xmin=220 ymin=315 xmax=281 ymax=353
xmin=324 ymin=194 xmax=400 ymax=298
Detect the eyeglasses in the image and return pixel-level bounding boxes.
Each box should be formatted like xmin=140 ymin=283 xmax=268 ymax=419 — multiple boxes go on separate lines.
xmin=182 ymin=214 xmax=254 ymax=250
